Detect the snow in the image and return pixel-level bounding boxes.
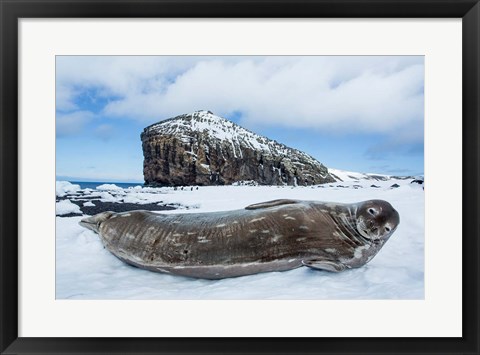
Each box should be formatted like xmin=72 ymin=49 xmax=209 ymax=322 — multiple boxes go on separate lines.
xmin=128 ymin=185 xmax=143 ymax=190
xmin=96 ymin=183 xmax=123 ymax=191
xmin=144 ymin=111 xmax=321 ymax=167
xmin=200 ymin=163 xmax=211 ymax=171
xmin=56 ymin=200 xmax=81 ymax=215
xmin=328 ymin=168 xmax=422 ymax=183
xmin=56 ymin=181 xmax=80 ymax=197
xmin=96 ymin=191 xmax=119 ymax=202
xmin=329 ymin=168 xmax=391 ymax=182
xmin=56 ymin=178 xmax=424 ymax=299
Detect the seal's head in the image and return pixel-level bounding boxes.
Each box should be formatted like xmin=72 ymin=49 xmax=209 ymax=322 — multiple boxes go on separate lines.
xmin=355 ymin=200 xmax=400 ymax=244
xmin=79 ymin=211 xmax=115 ymax=233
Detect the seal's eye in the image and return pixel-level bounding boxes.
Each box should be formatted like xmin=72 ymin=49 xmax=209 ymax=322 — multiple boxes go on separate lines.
xmin=368 ymin=208 xmax=376 ymax=215
xmin=385 ymin=226 xmax=391 ymax=232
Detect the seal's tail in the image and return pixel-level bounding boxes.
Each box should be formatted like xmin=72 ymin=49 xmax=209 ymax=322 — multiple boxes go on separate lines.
xmin=79 ymin=211 xmax=115 ymax=233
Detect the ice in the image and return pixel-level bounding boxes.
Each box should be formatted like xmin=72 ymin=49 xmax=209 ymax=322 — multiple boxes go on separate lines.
xmin=96 ymin=184 xmax=123 ymax=191
xmin=56 ymin=181 xmax=81 ymax=197
xmin=56 ymin=200 xmax=82 ymax=215
xmin=56 ymin=179 xmax=424 ymax=299
xmin=127 ymin=185 xmax=144 ymax=191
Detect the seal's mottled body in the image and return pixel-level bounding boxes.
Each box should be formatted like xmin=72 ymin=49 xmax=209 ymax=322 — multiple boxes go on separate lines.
xmin=80 ymin=199 xmax=399 ymax=279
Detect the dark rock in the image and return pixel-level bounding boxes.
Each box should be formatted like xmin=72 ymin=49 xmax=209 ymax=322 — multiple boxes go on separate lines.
xmin=67 ymin=199 xmax=177 ymax=215
xmin=364 ymin=175 xmax=389 ymax=181
xmin=392 ymin=175 xmax=415 ymax=180
xmin=411 ymin=179 xmax=424 ymax=185
xmin=57 ymin=212 xmax=82 ymax=218
xmin=141 ymin=111 xmax=336 ymax=186
xmin=390 ymin=183 xmax=400 ymax=188
xmin=370 ymin=184 xmax=380 ymax=188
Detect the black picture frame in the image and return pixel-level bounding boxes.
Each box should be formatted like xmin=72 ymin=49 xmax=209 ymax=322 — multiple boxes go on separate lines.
xmin=1 ymin=1 xmax=478 ymax=354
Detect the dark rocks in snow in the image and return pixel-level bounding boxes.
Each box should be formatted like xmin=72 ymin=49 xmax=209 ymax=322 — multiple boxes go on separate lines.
xmin=59 ymin=212 xmax=82 ymax=218
xmin=63 ymin=199 xmax=177 ymax=216
xmin=56 ymin=189 xmax=178 ymax=216
xmin=233 ymin=180 xmax=259 ymax=186
xmin=391 ymin=175 xmax=415 ymax=180
xmin=411 ymin=179 xmax=424 ymax=185
xmin=410 ymin=179 xmax=424 ymax=191
xmin=390 ymin=183 xmax=400 ymax=188
xmin=364 ymin=175 xmax=389 ymax=181
xmin=370 ymin=184 xmax=380 ymax=188
xmin=141 ymin=111 xmax=336 ymax=187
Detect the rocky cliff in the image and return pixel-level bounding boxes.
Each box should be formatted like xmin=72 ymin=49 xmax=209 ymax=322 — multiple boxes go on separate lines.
xmin=141 ymin=111 xmax=336 ymax=186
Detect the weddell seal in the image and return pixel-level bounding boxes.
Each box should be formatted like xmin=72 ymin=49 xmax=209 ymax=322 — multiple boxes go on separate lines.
xmin=79 ymin=199 xmax=399 ymax=279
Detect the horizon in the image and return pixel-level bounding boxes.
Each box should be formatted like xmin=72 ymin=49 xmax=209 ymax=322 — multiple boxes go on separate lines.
xmin=56 ymin=169 xmax=425 ymax=185
xmin=56 ymin=56 xmax=424 ymax=182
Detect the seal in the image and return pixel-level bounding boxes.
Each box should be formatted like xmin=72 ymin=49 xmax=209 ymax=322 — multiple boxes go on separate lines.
xmin=79 ymin=199 xmax=399 ymax=279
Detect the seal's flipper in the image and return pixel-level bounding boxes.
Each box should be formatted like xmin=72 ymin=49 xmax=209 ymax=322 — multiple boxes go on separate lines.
xmin=245 ymin=199 xmax=299 ymax=210
xmin=302 ymin=259 xmax=347 ymax=272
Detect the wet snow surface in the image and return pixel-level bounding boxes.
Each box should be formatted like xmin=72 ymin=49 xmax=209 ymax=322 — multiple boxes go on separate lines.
xmin=56 ymin=178 xmax=424 ymax=300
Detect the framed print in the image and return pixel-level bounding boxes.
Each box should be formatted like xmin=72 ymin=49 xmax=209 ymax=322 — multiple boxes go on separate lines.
xmin=54 ymin=55 xmax=425 ymax=301
xmin=1 ymin=0 xmax=479 ymax=354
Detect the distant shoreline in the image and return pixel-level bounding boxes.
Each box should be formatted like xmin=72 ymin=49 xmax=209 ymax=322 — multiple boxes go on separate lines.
xmin=68 ymin=181 xmax=144 ymax=190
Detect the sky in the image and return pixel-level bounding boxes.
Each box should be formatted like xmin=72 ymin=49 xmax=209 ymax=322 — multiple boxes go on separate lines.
xmin=56 ymin=56 xmax=424 ymax=183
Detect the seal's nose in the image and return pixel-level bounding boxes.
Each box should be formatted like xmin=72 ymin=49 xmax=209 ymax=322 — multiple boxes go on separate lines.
xmin=79 ymin=215 xmax=99 ymax=232
xmin=79 ymin=211 xmax=114 ymax=233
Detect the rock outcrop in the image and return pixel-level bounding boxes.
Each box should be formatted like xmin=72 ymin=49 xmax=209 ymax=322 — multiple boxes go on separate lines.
xmin=141 ymin=111 xmax=336 ymax=186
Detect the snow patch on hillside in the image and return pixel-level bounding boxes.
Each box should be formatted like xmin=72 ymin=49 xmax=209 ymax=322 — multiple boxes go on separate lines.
xmin=329 ymin=168 xmax=420 ymax=182
xmin=144 ymin=110 xmax=321 ymax=165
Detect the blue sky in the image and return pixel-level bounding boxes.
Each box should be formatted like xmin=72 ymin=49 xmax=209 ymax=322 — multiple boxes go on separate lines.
xmin=56 ymin=56 xmax=424 ymax=183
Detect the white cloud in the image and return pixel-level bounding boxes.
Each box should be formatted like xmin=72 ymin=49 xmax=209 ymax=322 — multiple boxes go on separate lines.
xmin=56 ymin=56 xmax=211 ymax=110
xmin=56 ymin=56 xmax=424 ymax=136
xmin=56 ymin=84 xmax=79 ymax=111
xmin=56 ymin=110 xmax=95 ymax=137
xmin=94 ymin=124 xmax=115 ymax=141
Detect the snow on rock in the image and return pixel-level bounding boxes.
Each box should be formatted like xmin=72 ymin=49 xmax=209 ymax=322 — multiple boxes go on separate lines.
xmin=127 ymin=185 xmax=144 ymax=191
xmin=97 ymin=191 xmax=120 ymax=202
xmin=96 ymin=184 xmax=123 ymax=191
xmin=56 ymin=200 xmax=82 ymax=215
xmin=145 ymin=110 xmax=273 ymax=152
xmin=56 ymin=181 xmax=81 ymax=197
xmin=141 ymin=110 xmax=335 ymax=186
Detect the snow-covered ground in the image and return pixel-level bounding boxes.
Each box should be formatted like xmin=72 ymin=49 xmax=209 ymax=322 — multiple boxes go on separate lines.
xmin=56 ymin=179 xmax=424 ymax=300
